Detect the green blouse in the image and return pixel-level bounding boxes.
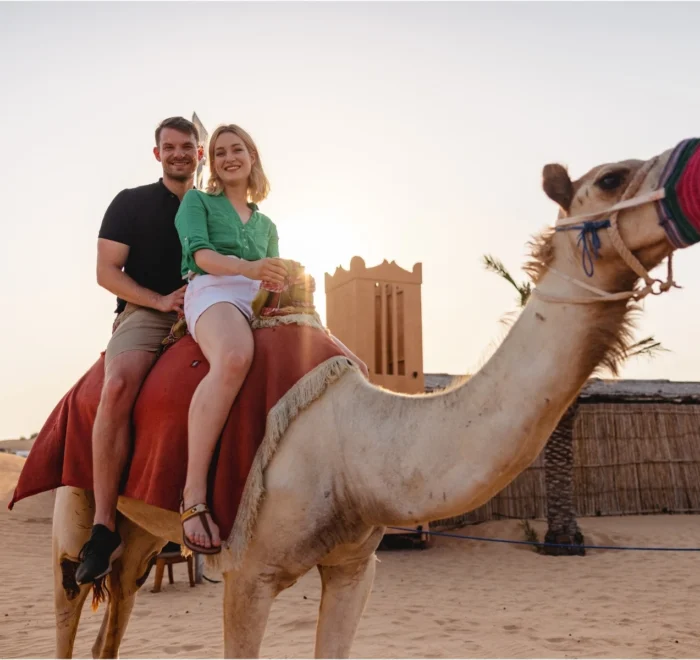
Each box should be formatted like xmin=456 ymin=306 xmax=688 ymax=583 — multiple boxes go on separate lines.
xmin=174 ymin=189 xmax=279 ymax=277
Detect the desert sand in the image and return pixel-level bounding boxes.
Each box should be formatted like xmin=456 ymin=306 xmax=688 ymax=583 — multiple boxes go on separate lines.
xmin=2 ymin=451 xmax=700 ymax=659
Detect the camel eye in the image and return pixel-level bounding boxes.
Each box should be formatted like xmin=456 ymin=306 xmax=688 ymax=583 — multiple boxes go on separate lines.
xmin=597 ymin=171 xmax=625 ymax=191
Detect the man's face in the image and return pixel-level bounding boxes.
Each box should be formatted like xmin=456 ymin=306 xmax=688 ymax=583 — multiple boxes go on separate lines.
xmin=154 ymin=128 xmax=200 ymax=182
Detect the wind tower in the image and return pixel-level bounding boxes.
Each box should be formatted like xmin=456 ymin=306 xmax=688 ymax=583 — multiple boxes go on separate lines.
xmin=324 ymin=256 xmax=424 ymax=394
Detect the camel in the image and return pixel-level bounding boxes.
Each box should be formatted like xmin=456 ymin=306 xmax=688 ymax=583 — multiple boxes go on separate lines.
xmin=49 ymin=138 xmax=698 ymax=658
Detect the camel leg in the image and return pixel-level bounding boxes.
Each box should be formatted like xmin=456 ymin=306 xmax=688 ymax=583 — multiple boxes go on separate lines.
xmin=222 ymin=569 xmax=283 ymax=659
xmin=314 ymin=556 xmax=377 ymax=659
xmin=54 ymin=541 xmax=92 ymax=658
xmin=53 ymin=487 xmax=96 ymax=658
xmin=90 ymin=516 xmax=165 ymax=659
xmin=90 ymin=568 xmax=136 ymax=660
xmin=52 ymin=487 xmax=164 ymax=659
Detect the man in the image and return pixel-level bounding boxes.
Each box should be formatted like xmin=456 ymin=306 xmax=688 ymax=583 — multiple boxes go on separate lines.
xmin=76 ymin=117 xmax=202 ymax=584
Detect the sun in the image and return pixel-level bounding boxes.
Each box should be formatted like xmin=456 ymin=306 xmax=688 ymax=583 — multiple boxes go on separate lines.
xmin=276 ymin=207 xmax=362 ymax=279
xmin=271 ymin=207 xmax=364 ymax=324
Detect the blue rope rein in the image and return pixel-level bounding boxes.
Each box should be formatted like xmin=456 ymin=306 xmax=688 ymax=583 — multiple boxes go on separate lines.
xmin=555 ymin=219 xmax=611 ymax=277
xmin=387 ymin=526 xmax=700 ymax=552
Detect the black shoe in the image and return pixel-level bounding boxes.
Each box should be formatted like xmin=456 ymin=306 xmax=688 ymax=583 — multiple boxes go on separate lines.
xmin=75 ymin=524 xmax=124 ymax=585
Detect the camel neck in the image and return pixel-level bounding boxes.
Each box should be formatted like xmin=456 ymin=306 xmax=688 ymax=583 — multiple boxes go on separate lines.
xmin=342 ymin=271 xmax=629 ymax=527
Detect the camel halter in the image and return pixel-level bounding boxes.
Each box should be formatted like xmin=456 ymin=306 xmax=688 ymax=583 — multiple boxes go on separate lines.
xmin=533 ymin=137 xmax=700 ymax=305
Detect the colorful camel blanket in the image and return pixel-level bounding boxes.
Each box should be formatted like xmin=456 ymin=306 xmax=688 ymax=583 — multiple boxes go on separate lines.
xmin=9 ymin=264 xmax=355 ymax=560
xmin=253 ymin=259 xmax=317 ymax=318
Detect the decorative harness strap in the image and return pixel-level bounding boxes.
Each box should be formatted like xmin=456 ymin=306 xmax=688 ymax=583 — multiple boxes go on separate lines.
xmin=533 ymin=158 xmax=680 ymax=305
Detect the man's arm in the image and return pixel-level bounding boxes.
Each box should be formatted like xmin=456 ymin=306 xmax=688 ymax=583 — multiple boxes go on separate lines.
xmin=96 ymin=238 xmax=185 ymax=313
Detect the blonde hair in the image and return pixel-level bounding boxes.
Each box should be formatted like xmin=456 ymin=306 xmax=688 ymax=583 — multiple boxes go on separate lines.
xmin=206 ymin=124 xmax=270 ymax=203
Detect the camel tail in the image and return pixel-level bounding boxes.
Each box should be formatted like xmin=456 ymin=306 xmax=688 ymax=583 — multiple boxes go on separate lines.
xmin=91 ymin=576 xmax=110 ymax=612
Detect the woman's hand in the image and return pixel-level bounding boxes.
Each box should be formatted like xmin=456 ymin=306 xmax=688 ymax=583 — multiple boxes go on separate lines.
xmin=242 ymin=258 xmax=288 ymax=284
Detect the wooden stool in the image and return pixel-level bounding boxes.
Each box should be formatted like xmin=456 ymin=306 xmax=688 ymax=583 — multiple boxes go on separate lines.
xmin=151 ymin=548 xmax=195 ymax=593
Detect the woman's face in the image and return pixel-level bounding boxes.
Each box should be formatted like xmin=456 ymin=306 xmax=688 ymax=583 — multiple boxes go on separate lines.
xmin=214 ymin=132 xmax=253 ymax=188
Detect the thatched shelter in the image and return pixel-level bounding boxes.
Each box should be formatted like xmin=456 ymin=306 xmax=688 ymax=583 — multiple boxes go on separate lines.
xmin=430 ymin=378 xmax=700 ymax=528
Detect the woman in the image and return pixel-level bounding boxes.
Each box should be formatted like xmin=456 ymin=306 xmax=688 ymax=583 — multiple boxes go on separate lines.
xmin=174 ymin=124 xmax=287 ymax=554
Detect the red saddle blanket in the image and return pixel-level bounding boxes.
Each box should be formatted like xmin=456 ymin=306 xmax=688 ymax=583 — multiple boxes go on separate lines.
xmin=9 ymin=324 xmax=348 ymax=542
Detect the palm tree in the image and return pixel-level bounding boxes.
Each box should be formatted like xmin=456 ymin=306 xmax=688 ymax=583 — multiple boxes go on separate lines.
xmin=482 ymin=254 xmax=667 ymax=556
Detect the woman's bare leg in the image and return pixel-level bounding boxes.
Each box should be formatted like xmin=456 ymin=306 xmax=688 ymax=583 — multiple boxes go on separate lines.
xmin=182 ymin=302 xmax=254 ymax=549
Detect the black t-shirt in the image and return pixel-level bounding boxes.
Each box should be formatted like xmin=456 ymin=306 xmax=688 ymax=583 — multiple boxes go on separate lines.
xmin=98 ymin=179 xmax=184 ymax=314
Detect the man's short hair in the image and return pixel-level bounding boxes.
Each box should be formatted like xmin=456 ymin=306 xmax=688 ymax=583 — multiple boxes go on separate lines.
xmin=155 ymin=116 xmax=200 ymax=146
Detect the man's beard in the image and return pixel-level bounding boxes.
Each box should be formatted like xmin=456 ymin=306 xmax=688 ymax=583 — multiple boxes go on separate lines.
xmin=167 ymin=171 xmax=193 ymax=182
xmin=165 ymin=163 xmax=194 ymax=182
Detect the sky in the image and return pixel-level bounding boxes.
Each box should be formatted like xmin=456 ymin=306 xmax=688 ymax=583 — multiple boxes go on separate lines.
xmin=2 ymin=1 xmax=700 ymax=439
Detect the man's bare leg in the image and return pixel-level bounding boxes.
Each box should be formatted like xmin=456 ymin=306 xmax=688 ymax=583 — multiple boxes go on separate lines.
xmin=92 ymin=350 xmax=156 ymax=529
xmin=76 ymin=350 xmax=156 ymax=584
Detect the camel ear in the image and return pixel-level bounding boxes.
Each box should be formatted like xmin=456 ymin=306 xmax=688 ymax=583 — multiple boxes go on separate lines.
xmin=542 ymin=163 xmax=574 ymax=212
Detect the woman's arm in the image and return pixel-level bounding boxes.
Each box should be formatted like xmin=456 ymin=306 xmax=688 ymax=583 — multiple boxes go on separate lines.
xmin=267 ymin=223 xmax=280 ymax=258
xmin=192 ymin=250 xmax=287 ymax=282
xmin=175 ymin=191 xmax=222 ymax=274
xmin=176 ymin=194 xmax=286 ymax=283
xmin=193 ymin=249 xmax=250 ymax=277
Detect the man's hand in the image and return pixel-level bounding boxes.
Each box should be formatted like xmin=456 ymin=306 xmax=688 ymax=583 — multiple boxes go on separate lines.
xmin=242 ymin=258 xmax=288 ymax=285
xmin=155 ymin=285 xmax=187 ymax=314
xmin=98 ymin=238 xmax=179 ymax=311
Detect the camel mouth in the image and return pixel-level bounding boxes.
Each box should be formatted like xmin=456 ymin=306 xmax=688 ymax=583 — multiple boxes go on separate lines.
xmin=656 ymin=138 xmax=700 ymax=249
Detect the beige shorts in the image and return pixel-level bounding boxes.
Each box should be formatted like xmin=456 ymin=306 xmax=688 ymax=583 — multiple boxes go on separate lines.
xmin=105 ymin=303 xmax=178 ymax=365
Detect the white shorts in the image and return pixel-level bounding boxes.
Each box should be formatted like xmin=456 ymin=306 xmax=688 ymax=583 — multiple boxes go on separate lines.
xmin=184 ymin=274 xmax=261 ymax=342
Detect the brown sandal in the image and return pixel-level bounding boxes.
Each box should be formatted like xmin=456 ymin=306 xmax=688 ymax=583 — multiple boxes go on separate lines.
xmin=180 ymin=501 xmax=222 ymax=555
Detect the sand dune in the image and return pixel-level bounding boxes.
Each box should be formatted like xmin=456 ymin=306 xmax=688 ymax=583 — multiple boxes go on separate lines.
xmin=2 ymin=452 xmax=700 ymax=658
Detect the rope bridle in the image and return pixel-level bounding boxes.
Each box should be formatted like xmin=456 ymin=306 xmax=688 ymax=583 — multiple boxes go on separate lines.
xmin=533 ymin=158 xmax=680 ymax=305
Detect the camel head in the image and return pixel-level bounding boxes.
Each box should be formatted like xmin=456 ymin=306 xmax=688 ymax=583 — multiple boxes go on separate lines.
xmin=545 ymin=158 xmax=672 ymax=272
xmin=526 ymin=138 xmax=699 ymax=377
xmin=530 ymin=138 xmax=700 ymax=299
